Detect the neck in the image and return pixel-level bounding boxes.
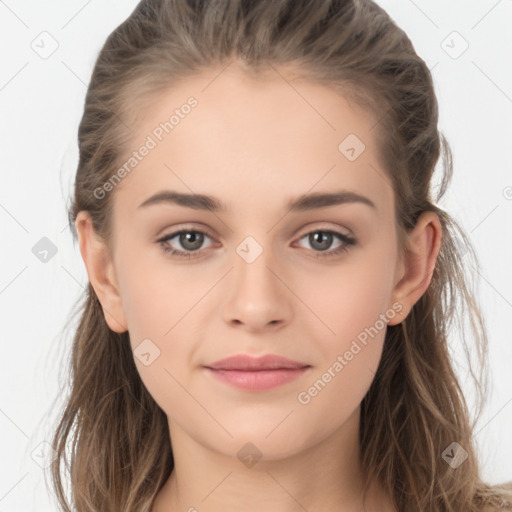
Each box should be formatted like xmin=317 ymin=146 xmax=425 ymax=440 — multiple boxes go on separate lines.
xmin=151 ymin=406 xmax=392 ymax=512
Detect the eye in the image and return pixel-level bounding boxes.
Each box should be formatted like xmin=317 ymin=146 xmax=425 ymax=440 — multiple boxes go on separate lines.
xmin=157 ymin=229 xmax=215 ymax=259
xmin=156 ymin=227 xmax=356 ymax=260
xmin=295 ymin=229 xmax=356 ymax=258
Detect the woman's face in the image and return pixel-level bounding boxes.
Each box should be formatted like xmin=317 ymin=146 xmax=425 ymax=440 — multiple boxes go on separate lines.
xmin=81 ymin=65 xmax=411 ymax=460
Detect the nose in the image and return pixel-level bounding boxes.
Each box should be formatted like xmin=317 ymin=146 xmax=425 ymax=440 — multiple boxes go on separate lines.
xmin=221 ymin=243 xmax=293 ymax=332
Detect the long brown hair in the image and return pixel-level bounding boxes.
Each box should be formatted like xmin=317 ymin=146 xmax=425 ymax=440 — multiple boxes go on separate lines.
xmin=46 ymin=0 xmax=512 ymax=510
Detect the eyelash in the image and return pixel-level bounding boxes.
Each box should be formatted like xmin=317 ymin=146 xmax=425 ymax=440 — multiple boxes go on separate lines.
xmin=157 ymin=227 xmax=356 ymax=260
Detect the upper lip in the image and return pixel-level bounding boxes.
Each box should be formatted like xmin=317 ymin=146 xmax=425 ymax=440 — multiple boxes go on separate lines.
xmin=204 ymin=354 xmax=310 ymax=371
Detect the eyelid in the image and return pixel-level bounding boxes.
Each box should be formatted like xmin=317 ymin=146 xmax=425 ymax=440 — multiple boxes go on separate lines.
xmin=157 ymin=222 xmax=352 ymax=243
xmin=294 ymin=222 xmax=353 ymax=239
xmin=157 ymin=222 xmax=214 ymax=237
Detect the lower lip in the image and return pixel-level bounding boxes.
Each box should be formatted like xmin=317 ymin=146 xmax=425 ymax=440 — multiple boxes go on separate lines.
xmin=204 ymin=367 xmax=310 ymax=391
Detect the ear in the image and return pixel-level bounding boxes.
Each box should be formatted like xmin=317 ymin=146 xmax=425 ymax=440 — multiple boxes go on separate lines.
xmin=387 ymin=211 xmax=443 ymax=326
xmin=75 ymin=211 xmax=128 ymax=333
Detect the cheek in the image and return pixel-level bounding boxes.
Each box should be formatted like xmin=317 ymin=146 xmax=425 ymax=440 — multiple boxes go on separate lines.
xmin=115 ymin=241 xmax=204 ymax=340
xmin=293 ymin=246 xmax=394 ymax=401
xmin=117 ymin=270 xmax=194 ymax=417
xmin=295 ymin=279 xmax=390 ymax=429
xmin=297 ymin=247 xmax=396 ymax=344
xmin=113 ymin=248 xmax=211 ymax=408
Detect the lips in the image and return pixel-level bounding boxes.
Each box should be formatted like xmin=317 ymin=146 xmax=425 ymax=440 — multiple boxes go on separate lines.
xmin=204 ymin=354 xmax=310 ymax=371
xmin=203 ymin=355 xmax=312 ymax=391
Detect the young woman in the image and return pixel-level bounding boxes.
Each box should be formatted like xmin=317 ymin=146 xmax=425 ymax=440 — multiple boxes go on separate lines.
xmin=48 ymin=0 xmax=512 ymax=510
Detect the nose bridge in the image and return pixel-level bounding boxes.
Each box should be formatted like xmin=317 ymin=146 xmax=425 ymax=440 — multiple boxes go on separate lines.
xmin=222 ymin=232 xmax=292 ymax=329
xmin=233 ymin=233 xmax=281 ymax=298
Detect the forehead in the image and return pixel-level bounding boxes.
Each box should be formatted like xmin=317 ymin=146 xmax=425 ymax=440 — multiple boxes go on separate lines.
xmin=113 ymin=65 xmax=393 ymax=217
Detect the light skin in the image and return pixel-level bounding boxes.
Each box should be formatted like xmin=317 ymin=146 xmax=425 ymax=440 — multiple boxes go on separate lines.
xmin=75 ymin=64 xmax=442 ymax=512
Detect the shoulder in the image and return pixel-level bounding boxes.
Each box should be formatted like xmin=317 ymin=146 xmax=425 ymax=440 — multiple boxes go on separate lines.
xmin=481 ymin=481 xmax=512 ymax=511
xmin=481 ymin=505 xmax=512 ymax=512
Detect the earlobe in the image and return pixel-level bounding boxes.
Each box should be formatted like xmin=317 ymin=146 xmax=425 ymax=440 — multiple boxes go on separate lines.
xmin=387 ymin=211 xmax=443 ymax=326
xmin=75 ymin=211 xmax=128 ymax=333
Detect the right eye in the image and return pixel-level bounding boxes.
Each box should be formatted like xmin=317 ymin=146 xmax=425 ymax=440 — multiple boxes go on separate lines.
xmin=157 ymin=229 xmax=216 ymax=259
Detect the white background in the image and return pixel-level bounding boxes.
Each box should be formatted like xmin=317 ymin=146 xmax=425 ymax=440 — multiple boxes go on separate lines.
xmin=0 ymin=1 xmax=511 ymax=510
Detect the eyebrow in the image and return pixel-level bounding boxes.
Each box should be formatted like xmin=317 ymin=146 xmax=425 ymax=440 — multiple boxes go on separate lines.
xmin=137 ymin=189 xmax=377 ymax=212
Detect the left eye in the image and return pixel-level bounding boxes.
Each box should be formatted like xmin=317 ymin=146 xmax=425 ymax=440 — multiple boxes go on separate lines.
xmin=296 ymin=230 xmax=351 ymax=253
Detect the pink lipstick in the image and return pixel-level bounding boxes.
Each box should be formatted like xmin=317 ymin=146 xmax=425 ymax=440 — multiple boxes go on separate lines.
xmin=203 ymin=354 xmax=311 ymax=391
